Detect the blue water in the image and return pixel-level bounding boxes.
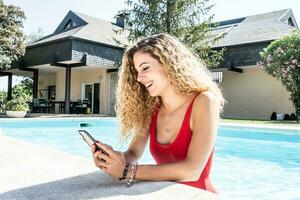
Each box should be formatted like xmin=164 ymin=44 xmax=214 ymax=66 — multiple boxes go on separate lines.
xmin=1 ymin=118 xmax=300 ymax=199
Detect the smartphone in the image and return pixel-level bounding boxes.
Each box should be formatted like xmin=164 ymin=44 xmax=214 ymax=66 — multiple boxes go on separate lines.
xmin=78 ymin=130 xmax=109 ymax=156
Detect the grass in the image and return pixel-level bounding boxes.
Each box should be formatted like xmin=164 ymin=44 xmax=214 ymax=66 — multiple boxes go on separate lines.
xmin=222 ymin=118 xmax=300 ymax=127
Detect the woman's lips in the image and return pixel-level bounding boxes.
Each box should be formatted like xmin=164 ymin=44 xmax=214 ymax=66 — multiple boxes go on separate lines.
xmin=146 ymin=81 xmax=153 ymax=88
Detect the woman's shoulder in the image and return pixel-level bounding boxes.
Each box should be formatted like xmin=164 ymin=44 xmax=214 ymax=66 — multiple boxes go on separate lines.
xmin=191 ymin=91 xmax=219 ymax=118
xmin=190 ymin=91 xmax=219 ymax=130
xmin=193 ymin=91 xmax=218 ymax=108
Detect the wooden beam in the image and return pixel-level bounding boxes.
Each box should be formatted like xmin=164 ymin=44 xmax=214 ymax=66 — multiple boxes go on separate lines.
xmin=229 ymin=67 xmax=243 ymax=73
xmin=33 ymin=69 xmax=38 ymax=99
xmin=51 ymin=53 xmax=88 ymax=68
xmin=0 ymin=72 xmax=13 ymax=77
xmin=107 ymin=68 xmax=118 ymax=73
xmin=64 ymin=67 xmax=71 ymax=114
xmin=7 ymin=74 xmax=12 ymax=100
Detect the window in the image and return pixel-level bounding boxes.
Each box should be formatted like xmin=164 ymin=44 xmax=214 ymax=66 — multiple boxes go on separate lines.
xmin=287 ymin=18 xmax=295 ymax=27
xmin=48 ymin=86 xmax=56 ymax=100
xmin=211 ymin=71 xmax=223 ymax=83
xmin=81 ymin=83 xmax=93 ymax=113
xmin=64 ymin=19 xmax=76 ymax=30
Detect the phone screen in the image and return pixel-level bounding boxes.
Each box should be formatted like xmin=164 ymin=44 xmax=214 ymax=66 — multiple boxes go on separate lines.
xmin=78 ymin=130 xmax=109 ymax=156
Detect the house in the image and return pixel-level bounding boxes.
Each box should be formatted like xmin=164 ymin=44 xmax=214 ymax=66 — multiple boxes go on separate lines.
xmin=0 ymin=11 xmax=128 ymax=115
xmin=211 ymin=9 xmax=298 ymax=119
xmin=1 ymin=9 xmax=298 ymax=118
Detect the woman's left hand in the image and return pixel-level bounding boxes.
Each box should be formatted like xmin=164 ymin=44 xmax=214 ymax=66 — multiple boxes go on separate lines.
xmin=92 ymin=141 xmax=127 ymax=179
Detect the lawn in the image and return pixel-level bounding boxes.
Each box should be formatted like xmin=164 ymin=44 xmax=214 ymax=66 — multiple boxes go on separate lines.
xmin=222 ymin=118 xmax=300 ymax=127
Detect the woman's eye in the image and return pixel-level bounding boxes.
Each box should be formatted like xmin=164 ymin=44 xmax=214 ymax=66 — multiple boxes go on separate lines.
xmin=143 ymin=66 xmax=149 ymax=71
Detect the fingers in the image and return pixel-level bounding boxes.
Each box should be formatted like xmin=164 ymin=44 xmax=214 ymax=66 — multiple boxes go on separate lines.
xmin=96 ymin=159 xmax=108 ymax=169
xmin=91 ymin=142 xmax=123 ymax=178
xmin=91 ymin=144 xmax=96 ymax=153
xmin=93 ymin=150 xmax=107 ymax=161
xmin=93 ymin=151 xmax=108 ymax=169
xmin=97 ymin=152 xmax=110 ymax=162
xmin=95 ymin=141 xmax=113 ymax=156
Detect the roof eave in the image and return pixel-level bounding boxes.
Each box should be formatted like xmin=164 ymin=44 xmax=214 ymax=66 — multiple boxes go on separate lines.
xmin=26 ymin=36 xmax=125 ymax=51
xmin=212 ymin=39 xmax=276 ymax=49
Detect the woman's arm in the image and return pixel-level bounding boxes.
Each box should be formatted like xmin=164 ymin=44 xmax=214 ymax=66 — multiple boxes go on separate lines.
xmin=124 ymin=133 xmax=149 ymax=164
xmin=130 ymin=91 xmax=219 ymax=181
xmin=94 ymin=91 xmax=219 ymax=181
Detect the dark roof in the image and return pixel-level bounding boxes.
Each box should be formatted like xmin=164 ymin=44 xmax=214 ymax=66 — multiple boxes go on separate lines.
xmin=210 ymin=9 xmax=298 ymax=48
xmin=29 ymin=10 xmax=129 ymax=48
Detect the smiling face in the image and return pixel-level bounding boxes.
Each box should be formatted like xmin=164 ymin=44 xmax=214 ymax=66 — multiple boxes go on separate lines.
xmin=133 ymin=50 xmax=170 ymax=97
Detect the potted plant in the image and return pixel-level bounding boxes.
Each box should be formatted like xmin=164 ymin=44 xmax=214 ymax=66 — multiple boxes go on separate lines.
xmin=5 ymin=98 xmax=29 ymax=118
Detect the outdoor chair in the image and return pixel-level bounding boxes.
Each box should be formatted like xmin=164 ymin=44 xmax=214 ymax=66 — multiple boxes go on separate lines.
xmin=32 ymin=98 xmax=52 ymax=113
xmin=75 ymin=99 xmax=89 ymax=114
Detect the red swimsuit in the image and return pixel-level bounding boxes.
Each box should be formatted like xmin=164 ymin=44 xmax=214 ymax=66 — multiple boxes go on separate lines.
xmin=149 ymin=95 xmax=216 ymax=193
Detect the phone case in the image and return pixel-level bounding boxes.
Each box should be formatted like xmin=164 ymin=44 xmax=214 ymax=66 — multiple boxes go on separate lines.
xmin=78 ymin=130 xmax=109 ymax=156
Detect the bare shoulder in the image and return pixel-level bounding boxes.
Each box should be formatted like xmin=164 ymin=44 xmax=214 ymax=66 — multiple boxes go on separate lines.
xmin=193 ymin=91 xmax=219 ymax=109
xmin=190 ymin=91 xmax=219 ymax=128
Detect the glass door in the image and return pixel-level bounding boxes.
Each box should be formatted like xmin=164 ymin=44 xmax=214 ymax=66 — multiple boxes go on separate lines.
xmin=82 ymin=83 xmax=93 ymax=113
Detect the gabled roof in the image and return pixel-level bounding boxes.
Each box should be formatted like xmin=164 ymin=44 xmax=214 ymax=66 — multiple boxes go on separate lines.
xmin=211 ymin=9 xmax=298 ymax=48
xmin=29 ymin=10 xmax=128 ymax=48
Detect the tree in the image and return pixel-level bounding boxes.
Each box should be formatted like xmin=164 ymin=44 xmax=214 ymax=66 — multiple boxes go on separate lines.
xmin=11 ymin=84 xmax=30 ymax=102
xmin=0 ymin=90 xmax=7 ymax=113
xmin=19 ymin=77 xmax=33 ymax=97
xmin=117 ymin=0 xmax=224 ymax=68
xmin=11 ymin=77 xmax=33 ymax=101
xmin=258 ymin=30 xmax=300 ymax=118
xmin=25 ymin=28 xmax=45 ymax=45
xmin=0 ymin=0 xmax=26 ymax=70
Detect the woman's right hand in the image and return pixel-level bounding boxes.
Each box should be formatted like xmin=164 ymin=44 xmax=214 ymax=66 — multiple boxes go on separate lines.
xmin=91 ymin=142 xmax=127 ymax=179
xmin=91 ymin=143 xmax=107 ymax=170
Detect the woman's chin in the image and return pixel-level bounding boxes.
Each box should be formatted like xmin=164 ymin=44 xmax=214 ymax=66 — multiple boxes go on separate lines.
xmin=148 ymin=90 xmax=158 ymax=97
xmin=148 ymin=93 xmax=157 ymax=97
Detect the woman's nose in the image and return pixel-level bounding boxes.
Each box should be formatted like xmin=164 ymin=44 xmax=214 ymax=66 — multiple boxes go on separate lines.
xmin=137 ymin=73 xmax=144 ymax=83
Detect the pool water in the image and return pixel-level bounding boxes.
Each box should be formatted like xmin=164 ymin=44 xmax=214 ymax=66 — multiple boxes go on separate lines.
xmin=0 ymin=118 xmax=299 ymax=200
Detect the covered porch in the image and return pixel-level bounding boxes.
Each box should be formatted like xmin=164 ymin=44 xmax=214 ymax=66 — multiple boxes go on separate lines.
xmin=1 ymin=10 xmax=127 ymax=115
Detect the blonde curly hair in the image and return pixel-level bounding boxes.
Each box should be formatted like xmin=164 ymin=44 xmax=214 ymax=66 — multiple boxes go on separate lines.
xmin=115 ymin=33 xmax=225 ymax=140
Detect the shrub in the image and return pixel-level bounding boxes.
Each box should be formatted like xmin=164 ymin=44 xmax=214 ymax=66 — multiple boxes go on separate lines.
xmin=283 ymin=114 xmax=291 ymax=120
xmin=6 ymin=98 xmax=29 ymax=112
xmin=290 ymin=113 xmax=297 ymax=120
xmin=270 ymin=112 xmax=277 ymax=120
xmin=259 ymin=30 xmax=300 ymax=118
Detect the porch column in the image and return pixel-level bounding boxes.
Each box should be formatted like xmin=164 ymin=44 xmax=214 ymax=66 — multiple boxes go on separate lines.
xmin=64 ymin=66 xmax=71 ymax=114
xmin=33 ymin=69 xmax=38 ymax=99
xmin=7 ymin=73 xmax=12 ymax=100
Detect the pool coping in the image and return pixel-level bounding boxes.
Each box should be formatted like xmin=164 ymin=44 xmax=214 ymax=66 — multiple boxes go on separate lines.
xmin=219 ymin=122 xmax=300 ymax=131
xmin=0 ymin=117 xmax=299 ymax=131
xmin=0 ymin=134 xmax=219 ymax=200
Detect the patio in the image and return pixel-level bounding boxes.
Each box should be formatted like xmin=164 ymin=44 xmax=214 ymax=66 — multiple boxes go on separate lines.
xmin=29 ymin=99 xmax=91 ymax=114
xmin=0 ymin=112 xmax=109 ymax=118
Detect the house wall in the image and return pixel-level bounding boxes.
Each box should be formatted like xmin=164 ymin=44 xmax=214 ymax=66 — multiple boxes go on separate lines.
xmin=53 ymin=67 xmax=110 ymax=114
xmin=72 ymin=40 xmax=124 ymax=65
xmin=25 ymin=40 xmax=72 ymax=67
xmin=220 ymin=67 xmax=294 ymax=119
xmin=215 ymin=42 xmax=269 ymax=69
xmin=108 ymin=72 xmax=118 ymax=116
xmin=56 ymin=70 xmax=65 ymax=101
xmin=38 ymin=73 xmax=56 ymax=99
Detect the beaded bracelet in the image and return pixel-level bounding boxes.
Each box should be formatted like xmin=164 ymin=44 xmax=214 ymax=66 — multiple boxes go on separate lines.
xmin=119 ymin=162 xmax=130 ymax=181
xmin=126 ymin=162 xmax=138 ymax=187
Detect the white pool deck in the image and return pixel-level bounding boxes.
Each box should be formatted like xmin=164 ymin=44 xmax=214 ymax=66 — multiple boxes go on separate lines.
xmin=0 ymin=134 xmax=219 ymax=200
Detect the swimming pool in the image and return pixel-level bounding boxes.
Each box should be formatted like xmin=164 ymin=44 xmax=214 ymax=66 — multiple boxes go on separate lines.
xmin=0 ymin=118 xmax=299 ymax=199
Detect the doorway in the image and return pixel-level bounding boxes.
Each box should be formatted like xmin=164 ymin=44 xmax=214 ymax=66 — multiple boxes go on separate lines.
xmin=82 ymin=83 xmax=100 ymax=114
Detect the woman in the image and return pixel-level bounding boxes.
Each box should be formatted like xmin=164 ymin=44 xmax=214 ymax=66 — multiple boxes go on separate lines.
xmin=91 ymin=33 xmax=225 ymax=193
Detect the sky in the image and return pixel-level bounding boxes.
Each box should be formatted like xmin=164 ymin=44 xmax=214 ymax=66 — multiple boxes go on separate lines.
xmin=1 ymin=0 xmax=300 ymax=91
